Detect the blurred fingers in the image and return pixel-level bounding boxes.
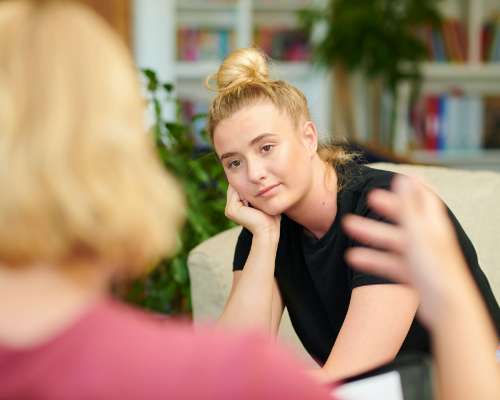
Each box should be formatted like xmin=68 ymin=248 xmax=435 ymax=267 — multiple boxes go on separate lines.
xmin=366 ymin=188 xmax=402 ymax=223
xmin=392 ymin=175 xmax=447 ymax=225
xmin=345 ymin=247 xmax=409 ymax=284
xmin=342 ymin=214 xmax=405 ymax=253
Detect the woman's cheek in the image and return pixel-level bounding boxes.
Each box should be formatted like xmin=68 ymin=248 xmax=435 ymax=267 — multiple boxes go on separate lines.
xmin=229 ymin=177 xmax=250 ymax=200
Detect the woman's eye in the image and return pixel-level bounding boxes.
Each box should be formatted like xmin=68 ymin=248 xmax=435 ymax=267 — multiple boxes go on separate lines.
xmin=261 ymin=144 xmax=273 ymax=153
xmin=228 ymin=160 xmax=241 ymax=169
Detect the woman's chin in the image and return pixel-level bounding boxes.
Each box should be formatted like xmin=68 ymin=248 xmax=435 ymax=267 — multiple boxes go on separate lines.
xmin=256 ymin=201 xmax=289 ymax=217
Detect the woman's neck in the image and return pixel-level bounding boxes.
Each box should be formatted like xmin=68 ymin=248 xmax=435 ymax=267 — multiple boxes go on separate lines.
xmin=0 ymin=263 xmax=106 ymax=348
xmin=285 ymin=156 xmax=338 ymax=239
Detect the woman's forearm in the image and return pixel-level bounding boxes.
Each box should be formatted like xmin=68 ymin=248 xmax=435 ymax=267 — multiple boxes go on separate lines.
xmin=218 ymin=232 xmax=279 ymax=334
xmin=431 ymin=278 xmax=500 ymax=400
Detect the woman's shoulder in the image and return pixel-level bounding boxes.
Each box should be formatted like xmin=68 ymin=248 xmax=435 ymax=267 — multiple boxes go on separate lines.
xmin=339 ymin=162 xmax=395 ymax=194
xmin=337 ymin=163 xmax=396 ymax=216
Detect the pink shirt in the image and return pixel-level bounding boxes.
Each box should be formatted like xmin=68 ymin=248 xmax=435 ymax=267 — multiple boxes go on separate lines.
xmin=0 ymin=298 xmax=334 ymax=399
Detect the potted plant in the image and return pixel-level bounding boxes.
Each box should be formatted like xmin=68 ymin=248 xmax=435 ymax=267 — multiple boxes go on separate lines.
xmin=124 ymin=69 xmax=233 ymax=315
xmin=299 ymin=0 xmax=442 ymax=150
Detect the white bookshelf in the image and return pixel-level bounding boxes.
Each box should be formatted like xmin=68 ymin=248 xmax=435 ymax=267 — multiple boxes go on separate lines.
xmin=132 ymin=0 xmax=500 ymax=169
xmin=170 ymin=0 xmax=331 ymax=137
xmin=397 ymin=0 xmax=500 ymax=170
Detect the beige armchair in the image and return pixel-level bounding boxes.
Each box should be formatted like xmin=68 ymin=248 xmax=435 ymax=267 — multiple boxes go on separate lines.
xmin=187 ymin=163 xmax=500 ymax=363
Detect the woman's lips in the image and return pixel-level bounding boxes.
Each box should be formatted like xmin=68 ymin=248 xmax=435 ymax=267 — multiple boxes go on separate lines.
xmin=257 ymin=183 xmax=281 ymax=197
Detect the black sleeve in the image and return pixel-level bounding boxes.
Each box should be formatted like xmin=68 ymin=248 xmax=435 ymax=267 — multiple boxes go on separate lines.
xmin=349 ymin=174 xmax=396 ymax=289
xmin=447 ymin=209 xmax=500 ymax=337
xmin=350 ymin=205 xmax=395 ymax=289
xmin=233 ymin=227 xmax=253 ymax=271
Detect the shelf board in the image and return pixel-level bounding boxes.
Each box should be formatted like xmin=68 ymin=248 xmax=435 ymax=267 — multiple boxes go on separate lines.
xmin=177 ymin=1 xmax=238 ymax=12
xmin=421 ymin=63 xmax=500 ymax=81
xmin=253 ymin=0 xmax=315 ymax=12
xmin=411 ymin=149 xmax=500 ymax=167
xmin=175 ymin=61 xmax=220 ymax=80
xmin=175 ymin=61 xmax=313 ymax=80
xmin=270 ymin=61 xmax=312 ymax=78
xmin=177 ymin=13 xmax=236 ymax=29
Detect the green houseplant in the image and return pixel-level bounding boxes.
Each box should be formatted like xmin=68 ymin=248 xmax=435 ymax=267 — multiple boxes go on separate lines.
xmin=124 ymin=69 xmax=233 ymax=315
xmin=299 ymin=0 xmax=442 ymax=150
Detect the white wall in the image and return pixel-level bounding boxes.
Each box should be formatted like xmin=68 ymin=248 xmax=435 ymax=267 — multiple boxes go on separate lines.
xmin=132 ymin=0 xmax=176 ymax=120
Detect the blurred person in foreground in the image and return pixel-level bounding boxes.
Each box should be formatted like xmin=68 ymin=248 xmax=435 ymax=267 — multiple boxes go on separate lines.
xmin=0 ymin=1 xmax=332 ymax=399
xmin=343 ymin=175 xmax=500 ymax=400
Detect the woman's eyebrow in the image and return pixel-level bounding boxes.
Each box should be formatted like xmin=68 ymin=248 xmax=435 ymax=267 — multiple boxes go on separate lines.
xmin=219 ymin=151 xmax=238 ymax=161
xmin=249 ymin=133 xmax=277 ymax=146
xmin=219 ymin=133 xmax=277 ymax=161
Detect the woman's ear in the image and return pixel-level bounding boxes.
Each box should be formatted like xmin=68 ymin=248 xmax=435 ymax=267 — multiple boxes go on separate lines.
xmin=300 ymin=120 xmax=318 ymax=157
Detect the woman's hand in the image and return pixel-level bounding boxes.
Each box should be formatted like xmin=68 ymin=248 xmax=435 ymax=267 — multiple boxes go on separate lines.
xmin=225 ymin=185 xmax=281 ymax=238
xmin=342 ymin=175 xmax=473 ymax=327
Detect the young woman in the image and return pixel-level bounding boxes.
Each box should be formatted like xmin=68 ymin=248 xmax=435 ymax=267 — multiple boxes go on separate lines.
xmin=0 ymin=3 xmax=332 ymax=399
xmin=209 ymin=47 xmax=500 ymax=382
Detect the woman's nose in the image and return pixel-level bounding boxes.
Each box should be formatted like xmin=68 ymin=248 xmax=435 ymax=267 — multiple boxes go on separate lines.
xmin=247 ymin=158 xmax=266 ymax=183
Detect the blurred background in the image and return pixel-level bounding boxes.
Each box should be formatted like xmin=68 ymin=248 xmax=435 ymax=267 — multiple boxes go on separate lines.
xmin=81 ymin=0 xmax=500 ymax=171
xmin=74 ymin=0 xmax=500 ymax=314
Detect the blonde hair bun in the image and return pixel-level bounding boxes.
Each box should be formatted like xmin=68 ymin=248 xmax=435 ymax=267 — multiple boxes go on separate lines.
xmin=209 ymin=47 xmax=270 ymax=93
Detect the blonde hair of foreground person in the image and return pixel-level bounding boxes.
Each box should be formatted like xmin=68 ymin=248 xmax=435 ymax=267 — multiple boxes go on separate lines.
xmin=0 ymin=0 xmax=184 ymax=280
xmin=206 ymin=47 xmax=353 ymax=172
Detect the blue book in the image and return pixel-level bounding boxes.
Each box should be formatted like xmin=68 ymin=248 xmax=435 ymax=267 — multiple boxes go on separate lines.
xmin=492 ymin=24 xmax=500 ymax=62
xmin=437 ymin=95 xmax=448 ymax=151
xmin=431 ymin=29 xmax=448 ymax=62
xmin=219 ymin=29 xmax=229 ymax=60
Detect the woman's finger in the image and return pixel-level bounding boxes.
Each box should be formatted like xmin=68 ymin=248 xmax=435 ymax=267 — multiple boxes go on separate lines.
xmin=366 ymin=188 xmax=402 ymax=223
xmin=345 ymin=247 xmax=409 ymax=284
xmin=225 ymin=185 xmax=242 ymax=216
xmin=342 ymin=214 xmax=405 ymax=253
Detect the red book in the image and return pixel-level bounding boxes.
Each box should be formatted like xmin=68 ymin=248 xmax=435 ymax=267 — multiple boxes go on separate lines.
xmin=450 ymin=20 xmax=466 ymax=62
xmin=482 ymin=22 xmax=494 ymax=62
xmin=425 ymin=96 xmax=440 ymax=150
xmin=442 ymin=20 xmax=457 ymax=61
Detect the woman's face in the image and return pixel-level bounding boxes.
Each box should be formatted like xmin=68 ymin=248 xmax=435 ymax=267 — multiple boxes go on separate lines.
xmin=213 ymin=101 xmax=317 ymax=216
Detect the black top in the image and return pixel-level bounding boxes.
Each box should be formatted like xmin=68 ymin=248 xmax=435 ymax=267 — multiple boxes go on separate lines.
xmin=233 ymin=163 xmax=500 ymax=365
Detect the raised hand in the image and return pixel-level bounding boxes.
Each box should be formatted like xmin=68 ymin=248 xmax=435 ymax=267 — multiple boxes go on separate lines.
xmin=225 ymin=185 xmax=281 ymax=238
xmin=342 ymin=175 xmax=472 ymax=327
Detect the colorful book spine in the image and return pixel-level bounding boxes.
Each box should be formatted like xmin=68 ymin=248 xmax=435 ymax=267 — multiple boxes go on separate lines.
xmin=177 ymin=28 xmax=234 ymax=62
xmin=437 ymin=96 xmax=447 ymax=150
xmin=412 ymin=94 xmax=487 ymax=151
xmin=415 ymin=20 xmax=467 ymax=63
xmin=424 ymin=96 xmax=439 ymax=150
xmin=254 ymin=27 xmax=310 ymax=61
xmin=491 ymin=23 xmax=500 ymax=62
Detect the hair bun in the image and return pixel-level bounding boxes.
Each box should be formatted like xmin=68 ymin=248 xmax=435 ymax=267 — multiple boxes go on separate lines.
xmin=207 ymin=47 xmax=270 ymax=93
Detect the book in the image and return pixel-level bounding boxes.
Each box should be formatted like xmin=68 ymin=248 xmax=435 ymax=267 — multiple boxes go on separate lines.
xmin=177 ymin=27 xmax=234 ymax=61
xmin=482 ymin=21 xmax=495 ymax=62
xmin=431 ymin=29 xmax=448 ymax=62
xmin=445 ymin=94 xmax=462 ymax=150
xmin=483 ymin=96 xmax=500 ymax=148
xmin=464 ymin=95 xmax=484 ymax=150
xmin=442 ymin=19 xmax=466 ymax=62
xmin=424 ymin=96 xmax=440 ymax=150
xmin=411 ymin=94 xmax=487 ymax=151
xmin=437 ymin=95 xmax=447 ymax=150
xmin=254 ymin=26 xmax=310 ymax=61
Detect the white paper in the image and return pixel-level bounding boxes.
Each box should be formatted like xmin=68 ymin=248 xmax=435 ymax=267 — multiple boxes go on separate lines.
xmin=332 ymin=371 xmax=404 ymax=400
